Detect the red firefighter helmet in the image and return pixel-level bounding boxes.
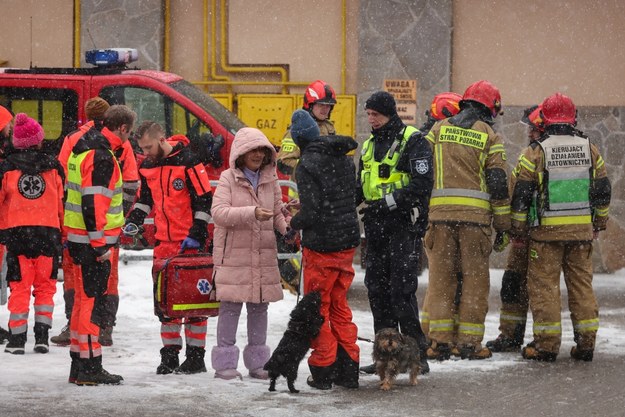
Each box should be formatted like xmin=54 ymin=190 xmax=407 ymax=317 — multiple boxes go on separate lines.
xmin=303 ymin=80 xmax=337 ymax=110
xmin=541 ymin=93 xmax=576 ymax=126
xmin=521 ymin=105 xmax=544 ymax=132
xmin=429 ymin=92 xmax=462 ymax=120
xmin=461 ymin=80 xmax=502 ymax=118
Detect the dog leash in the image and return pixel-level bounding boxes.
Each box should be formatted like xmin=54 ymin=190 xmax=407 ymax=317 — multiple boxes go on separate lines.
xmin=357 ymin=336 xmax=374 ymax=344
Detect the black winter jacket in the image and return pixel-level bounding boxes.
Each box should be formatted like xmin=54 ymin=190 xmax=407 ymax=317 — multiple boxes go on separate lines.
xmin=290 ymin=135 xmax=360 ymax=253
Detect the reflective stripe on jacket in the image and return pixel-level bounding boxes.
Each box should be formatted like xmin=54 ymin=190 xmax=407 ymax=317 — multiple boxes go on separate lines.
xmin=425 ymin=119 xmax=510 ymax=228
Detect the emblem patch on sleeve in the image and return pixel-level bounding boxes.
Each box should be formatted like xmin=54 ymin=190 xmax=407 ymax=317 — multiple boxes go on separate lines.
xmin=411 ymin=158 xmax=429 ymax=175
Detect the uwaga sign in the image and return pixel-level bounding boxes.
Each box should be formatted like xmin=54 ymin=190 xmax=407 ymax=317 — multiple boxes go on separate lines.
xmin=384 ymin=79 xmax=417 ymax=124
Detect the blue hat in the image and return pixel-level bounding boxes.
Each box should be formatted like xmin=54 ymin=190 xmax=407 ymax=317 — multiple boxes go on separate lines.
xmin=290 ymin=109 xmax=320 ymax=146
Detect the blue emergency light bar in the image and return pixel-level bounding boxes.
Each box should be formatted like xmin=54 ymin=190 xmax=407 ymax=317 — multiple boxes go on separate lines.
xmin=85 ymin=48 xmax=139 ymax=66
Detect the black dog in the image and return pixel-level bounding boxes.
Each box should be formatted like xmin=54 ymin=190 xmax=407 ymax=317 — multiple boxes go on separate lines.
xmin=264 ymin=291 xmax=324 ymax=393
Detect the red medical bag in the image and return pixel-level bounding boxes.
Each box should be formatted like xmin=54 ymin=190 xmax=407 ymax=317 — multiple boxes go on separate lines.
xmin=153 ymin=253 xmax=219 ymax=318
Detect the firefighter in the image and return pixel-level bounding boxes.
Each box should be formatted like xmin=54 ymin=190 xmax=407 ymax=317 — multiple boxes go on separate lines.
xmin=0 ymin=113 xmax=64 ymax=354
xmin=52 ymin=97 xmax=139 ymax=347
xmin=486 ymin=105 xmax=544 ymax=352
xmin=277 ymin=79 xmax=337 ymax=178
xmin=64 ymin=105 xmax=135 ymax=385
xmin=357 ymin=91 xmax=433 ymax=375
xmin=414 ymin=92 xmax=463 ymax=342
xmin=511 ymin=93 xmax=610 ymax=362
xmin=125 ymin=121 xmax=213 ymax=375
xmin=424 ymin=80 xmax=510 ymax=361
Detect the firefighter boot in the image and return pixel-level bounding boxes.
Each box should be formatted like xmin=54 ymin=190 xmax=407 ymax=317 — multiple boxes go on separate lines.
xmin=33 ymin=323 xmax=50 ymax=354
xmin=99 ymin=326 xmax=113 ymax=347
xmin=486 ymin=334 xmax=523 ymax=352
xmin=521 ymin=342 xmax=557 ymax=362
xmin=307 ymin=364 xmax=335 ymax=390
xmin=459 ymin=344 xmax=492 ymax=360
xmin=570 ymin=346 xmax=594 ymax=362
xmin=69 ymin=351 xmax=80 ymax=384
xmin=4 ymin=331 xmax=26 ymax=355
xmin=0 ymin=326 xmax=9 ymax=344
xmin=333 ymin=345 xmax=359 ymax=389
xmin=50 ymin=322 xmax=71 ymax=346
xmin=427 ymin=341 xmax=452 ymax=361
xmin=157 ymin=346 xmax=180 ymax=375
xmin=75 ymin=357 xmax=124 ymax=386
xmin=175 ymin=346 xmax=207 ymax=374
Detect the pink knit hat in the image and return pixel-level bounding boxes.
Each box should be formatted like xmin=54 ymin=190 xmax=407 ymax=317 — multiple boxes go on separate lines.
xmin=12 ymin=113 xmax=44 ymax=149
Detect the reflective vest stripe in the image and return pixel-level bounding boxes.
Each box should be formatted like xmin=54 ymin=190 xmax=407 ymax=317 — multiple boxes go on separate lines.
xmin=431 ymin=188 xmax=491 ymax=200
xmin=533 ymin=321 xmax=561 ymax=334
xmin=540 ymin=215 xmax=592 ymax=226
xmin=511 ymin=211 xmax=527 ymax=222
xmin=134 ymin=202 xmax=151 ymax=214
xmin=595 ymin=207 xmax=609 ymax=217
xmin=435 ymin=143 xmax=444 ymax=189
xmin=430 ymin=196 xmax=491 ymax=210
xmin=519 ymin=155 xmax=536 ymax=172
xmin=82 ymin=185 xmax=119 ymax=198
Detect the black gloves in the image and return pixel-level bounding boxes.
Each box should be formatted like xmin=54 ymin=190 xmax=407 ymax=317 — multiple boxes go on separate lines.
xmin=358 ymin=199 xmax=390 ymax=218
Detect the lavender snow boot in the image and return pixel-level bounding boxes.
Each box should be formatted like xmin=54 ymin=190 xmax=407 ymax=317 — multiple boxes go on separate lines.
xmin=243 ymin=344 xmax=271 ymax=379
xmin=212 ymin=345 xmax=242 ymax=380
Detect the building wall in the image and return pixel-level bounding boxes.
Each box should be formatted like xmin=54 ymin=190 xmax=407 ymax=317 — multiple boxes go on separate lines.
xmin=453 ymin=0 xmax=625 ymax=106
xmin=0 ymin=0 xmax=73 ymax=68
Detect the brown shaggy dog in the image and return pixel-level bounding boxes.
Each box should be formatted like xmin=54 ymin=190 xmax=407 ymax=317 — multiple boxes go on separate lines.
xmin=372 ymin=328 xmax=421 ymax=391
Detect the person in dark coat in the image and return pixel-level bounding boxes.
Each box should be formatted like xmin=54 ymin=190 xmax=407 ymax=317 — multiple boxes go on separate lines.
xmin=356 ymin=91 xmax=433 ymax=374
xmin=289 ymin=109 xmax=361 ymax=390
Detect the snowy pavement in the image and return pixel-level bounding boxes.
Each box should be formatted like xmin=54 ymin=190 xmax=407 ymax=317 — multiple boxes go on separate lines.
xmin=1 ymin=252 xmax=625 ymax=417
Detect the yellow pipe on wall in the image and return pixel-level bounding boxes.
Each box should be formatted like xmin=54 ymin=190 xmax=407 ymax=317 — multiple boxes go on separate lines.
xmin=209 ymin=0 xmax=230 ymax=84
xmin=73 ymin=0 xmax=81 ymax=68
xmin=341 ymin=0 xmax=347 ymax=94
xmin=219 ymin=0 xmax=288 ymax=94
xmin=163 ymin=0 xmax=171 ymax=72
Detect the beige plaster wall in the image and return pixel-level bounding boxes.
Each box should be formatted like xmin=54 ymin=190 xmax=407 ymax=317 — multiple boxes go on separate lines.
xmin=170 ymin=0 xmax=360 ymax=95
xmin=0 ymin=0 xmax=73 ymax=68
xmin=452 ymin=0 xmax=625 ymax=106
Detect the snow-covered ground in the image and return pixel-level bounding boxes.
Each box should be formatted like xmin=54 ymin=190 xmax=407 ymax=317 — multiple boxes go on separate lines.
xmin=1 ymin=251 xmax=624 ymax=417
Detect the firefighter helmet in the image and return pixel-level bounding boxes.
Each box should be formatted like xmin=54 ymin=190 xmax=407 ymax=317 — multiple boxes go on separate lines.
xmin=429 ymin=92 xmax=462 ymax=120
xmin=303 ymin=80 xmax=337 ymax=110
xmin=461 ymin=80 xmax=502 ymax=118
xmin=521 ymin=105 xmax=544 ymax=131
xmin=541 ymin=93 xmax=576 ymax=126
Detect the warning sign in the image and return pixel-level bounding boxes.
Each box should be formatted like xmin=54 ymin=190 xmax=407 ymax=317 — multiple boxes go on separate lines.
xmin=384 ymin=79 xmax=417 ymax=124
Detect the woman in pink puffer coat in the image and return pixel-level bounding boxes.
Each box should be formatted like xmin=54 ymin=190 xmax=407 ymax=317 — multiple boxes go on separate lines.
xmin=210 ymin=127 xmax=290 ymax=380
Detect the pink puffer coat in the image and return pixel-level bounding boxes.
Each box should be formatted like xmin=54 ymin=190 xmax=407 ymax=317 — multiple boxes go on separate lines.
xmin=211 ymin=127 xmax=287 ymax=303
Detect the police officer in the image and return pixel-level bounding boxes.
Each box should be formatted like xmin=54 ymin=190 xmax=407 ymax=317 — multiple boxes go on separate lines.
xmin=511 ymin=93 xmax=610 ymax=362
xmin=357 ymin=91 xmax=433 ymax=374
xmin=424 ymin=80 xmax=510 ymax=361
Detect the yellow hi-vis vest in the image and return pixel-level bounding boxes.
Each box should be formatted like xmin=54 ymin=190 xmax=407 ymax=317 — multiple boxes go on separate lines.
xmin=360 ymin=125 xmax=418 ymax=201
xmin=537 ymin=134 xmax=592 ymax=227
xmin=64 ymin=149 xmax=124 ymax=235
